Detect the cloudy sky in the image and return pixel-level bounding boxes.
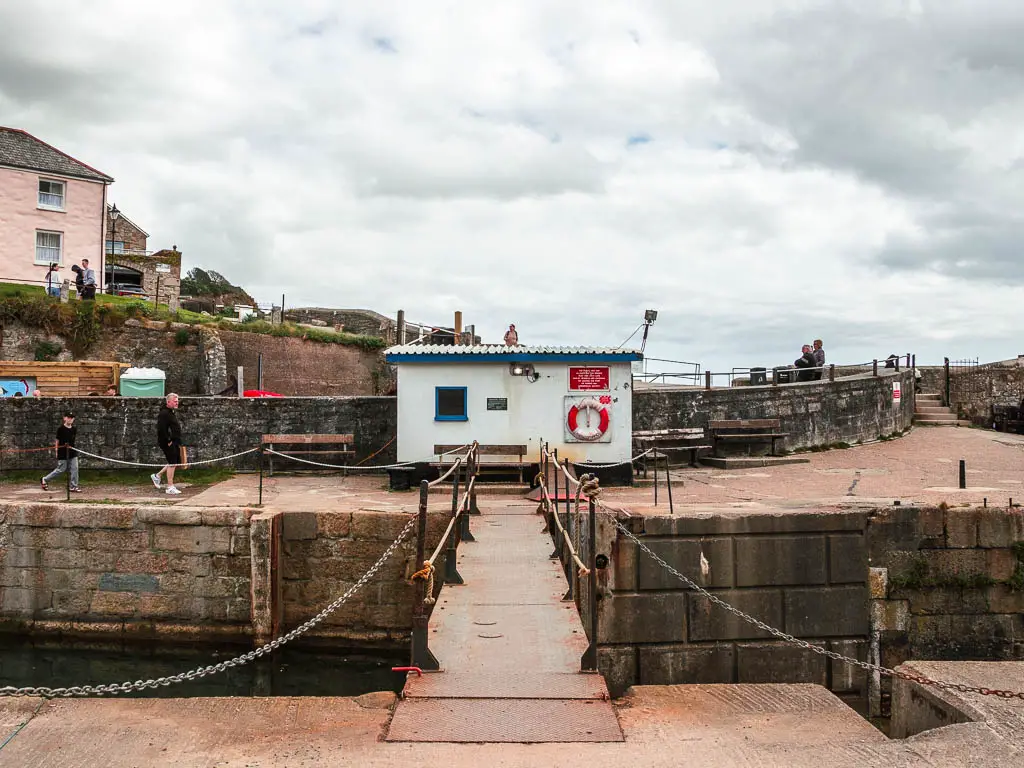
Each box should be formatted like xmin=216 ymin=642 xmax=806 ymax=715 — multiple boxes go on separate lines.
xmin=3 ymin=0 xmax=1023 ymax=372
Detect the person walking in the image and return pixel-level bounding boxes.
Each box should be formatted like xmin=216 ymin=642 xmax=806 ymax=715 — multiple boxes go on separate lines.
xmin=80 ymin=259 xmax=97 ymax=300
xmin=503 ymin=324 xmax=519 ymax=346
xmin=812 ymin=339 xmax=825 ymax=380
xmin=151 ymin=393 xmax=184 ymax=495
xmin=45 ymin=262 xmax=62 ymax=298
xmin=40 ymin=411 xmax=80 ymax=492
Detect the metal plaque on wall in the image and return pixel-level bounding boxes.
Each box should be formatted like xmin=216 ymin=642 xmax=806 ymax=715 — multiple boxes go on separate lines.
xmin=486 ymin=397 xmax=508 ymax=411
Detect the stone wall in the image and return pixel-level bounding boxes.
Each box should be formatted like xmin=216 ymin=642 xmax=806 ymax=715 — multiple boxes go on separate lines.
xmin=285 ymin=308 xmax=398 ymax=341
xmin=0 ymin=396 xmax=397 ymax=470
xmin=219 ymin=328 xmax=387 ymax=396
xmin=867 ymin=505 xmax=1024 ymax=714
xmin=106 ymin=248 xmax=182 ymax=310
xmin=0 ymin=503 xmax=448 ymax=649
xmin=918 ymin=360 xmax=1024 ymax=423
xmin=633 ymin=370 xmax=915 ymax=451
xmin=590 ymin=509 xmax=870 ymax=708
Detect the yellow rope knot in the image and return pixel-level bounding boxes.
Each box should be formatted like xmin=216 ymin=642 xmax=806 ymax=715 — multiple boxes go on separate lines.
xmin=410 ymin=561 xmax=436 ymax=605
xmin=579 ymin=474 xmax=602 ymax=499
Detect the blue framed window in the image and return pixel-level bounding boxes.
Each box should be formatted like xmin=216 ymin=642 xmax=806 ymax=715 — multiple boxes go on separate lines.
xmin=435 ymin=386 xmax=468 ymax=421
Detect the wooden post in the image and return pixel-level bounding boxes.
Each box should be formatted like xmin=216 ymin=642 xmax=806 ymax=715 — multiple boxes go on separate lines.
xmin=580 ymin=493 xmax=598 ymax=672
xmin=705 ymin=370 xmax=712 ymax=390
xmin=454 ymin=311 xmax=463 ymax=346
xmin=410 ymin=480 xmax=439 ymax=670
xmin=828 ymin=364 xmax=835 ymax=382
xmin=872 ymin=359 xmax=878 ymax=377
xmin=237 ymin=367 xmax=244 ymax=397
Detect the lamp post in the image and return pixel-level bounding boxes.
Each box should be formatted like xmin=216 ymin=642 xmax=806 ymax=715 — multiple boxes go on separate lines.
xmin=108 ymin=204 xmax=120 ymax=296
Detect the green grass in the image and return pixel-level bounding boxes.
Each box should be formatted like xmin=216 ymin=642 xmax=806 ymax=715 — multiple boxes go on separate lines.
xmin=0 ymin=283 xmax=45 ymax=299
xmin=0 ymin=467 xmax=236 ymax=486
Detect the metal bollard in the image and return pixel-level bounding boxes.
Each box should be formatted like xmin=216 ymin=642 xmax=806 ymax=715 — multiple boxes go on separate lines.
xmin=410 ymin=480 xmax=439 ymax=671
xmin=549 ymin=449 xmax=561 ymax=560
xmin=828 ymin=364 xmax=835 ymax=382
xmin=664 ymin=454 xmax=674 ymax=515
xmin=562 ymin=461 xmax=576 ymax=602
xmin=258 ymin=444 xmax=264 ymax=505
xmin=872 ymin=359 xmax=878 ymax=377
xmin=705 ymin=370 xmax=712 ymax=390
xmin=959 ymin=459 xmax=966 ymax=490
xmin=580 ymin=491 xmax=599 ymax=672
xmin=444 ymin=470 xmax=464 ymax=584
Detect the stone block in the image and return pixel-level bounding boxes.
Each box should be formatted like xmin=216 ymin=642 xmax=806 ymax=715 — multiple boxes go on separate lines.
xmin=51 ymin=590 xmax=91 ymax=614
xmin=40 ymin=548 xmax=116 ymax=571
xmin=200 ymin=509 xmax=253 ymax=526
xmin=911 ymin=615 xmax=1017 ymax=659
xmin=919 ymin=549 xmax=988 ymax=580
xmin=1 ymin=587 xmax=50 ymax=613
xmin=638 ymin=538 xmax=733 ymax=589
xmin=114 ymin=552 xmax=171 ymax=574
xmin=598 ymin=646 xmax=637 ymax=699
xmin=598 ymin=592 xmax=687 ymax=644
xmin=317 ymin=512 xmax=352 ymax=538
xmin=192 ymin=577 xmax=245 ymax=599
xmin=945 ymin=509 xmax=979 ymax=548
xmin=61 ymin=508 xmax=135 ymax=530
xmin=829 ymin=639 xmax=868 ymax=693
xmin=136 ymin=508 xmax=202 ymax=525
xmin=80 ymin=530 xmax=151 ymax=552
xmin=89 ymin=591 xmax=139 ymax=617
xmin=611 ymin=537 xmax=638 ymax=592
xmin=350 ymin=512 xmax=417 ymax=541
xmin=901 ymin=588 xmax=988 ymax=615
xmin=163 ymin=554 xmax=212 ymax=576
xmin=688 ymin=590 xmax=782 ymax=641
xmin=734 ymin=536 xmax=826 ymax=586
xmin=829 ymin=534 xmax=867 ymax=584
xmin=211 ymin=555 xmax=251 ymax=578
xmin=736 ymin=642 xmax=827 ymax=685
xmin=638 ymin=643 xmax=735 ymax=685
xmin=153 ymin=525 xmax=231 ymax=554
xmin=13 ymin=527 xmax=79 ymax=549
xmin=2 ymin=548 xmax=41 ymax=568
xmin=643 ymin=510 xmax=866 ymax=537
xmin=871 ymin=599 xmax=909 ymax=632
xmin=98 ymin=573 xmax=159 ymax=593
xmin=869 ymin=567 xmax=888 ymax=598
xmin=139 ymin=593 xmax=189 ymax=619
xmin=986 ymin=585 xmax=1024 ymax=614
xmin=784 ymin=586 xmax=869 ymax=637
xmin=977 ymin=509 xmax=1024 ymax=548
xmin=987 ymin=549 xmax=1019 ymax=582
xmin=282 ymin=512 xmax=317 ymax=541
xmin=11 ymin=504 xmax=60 ymax=527
xmin=190 ymin=597 xmax=230 ymax=622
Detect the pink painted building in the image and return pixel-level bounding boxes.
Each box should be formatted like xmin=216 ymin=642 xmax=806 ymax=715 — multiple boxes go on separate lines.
xmin=0 ymin=127 xmax=113 ymax=291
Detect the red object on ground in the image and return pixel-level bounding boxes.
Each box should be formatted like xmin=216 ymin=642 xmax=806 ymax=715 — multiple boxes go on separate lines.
xmin=391 ymin=667 xmax=423 ymax=677
xmin=243 ymin=390 xmax=284 ymax=398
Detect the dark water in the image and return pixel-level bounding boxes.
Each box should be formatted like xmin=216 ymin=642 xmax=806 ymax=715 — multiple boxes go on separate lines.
xmin=0 ymin=639 xmax=405 ymax=698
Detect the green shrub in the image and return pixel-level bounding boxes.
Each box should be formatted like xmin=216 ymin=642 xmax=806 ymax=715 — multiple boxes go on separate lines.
xmin=174 ymin=328 xmax=191 ymax=345
xmin=34 ymin=340 xmax=62 ymax=361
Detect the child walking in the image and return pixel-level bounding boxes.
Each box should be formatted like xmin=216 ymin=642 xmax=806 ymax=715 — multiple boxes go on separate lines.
xmin=41 ymin=411 xmax=80 ymax=492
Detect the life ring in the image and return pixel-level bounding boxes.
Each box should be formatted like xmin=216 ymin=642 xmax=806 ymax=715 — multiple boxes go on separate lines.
xmin=567 ymin=397 xmax=610 ymax=441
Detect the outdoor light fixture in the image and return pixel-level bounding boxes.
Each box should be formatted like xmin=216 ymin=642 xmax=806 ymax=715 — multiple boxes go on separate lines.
xmin=509 ymin=362 xmax=539 ymax=382
xmin=644 ymin=309 xmax=658 ymax=323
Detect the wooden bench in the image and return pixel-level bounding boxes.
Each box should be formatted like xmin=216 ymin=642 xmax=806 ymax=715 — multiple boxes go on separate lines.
xmin=633 ymin=428 xmax=712 ymax=475
xmin=708 ymin=420 xmax=788 ymax=458
xmin=432 ymin=444 xmax=530 ymax=483
xmin=262 ymin=433 xmax=355 ymax=476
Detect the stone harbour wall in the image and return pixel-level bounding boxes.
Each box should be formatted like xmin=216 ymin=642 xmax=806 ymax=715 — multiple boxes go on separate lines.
xmin=633 ymin=369 xmax=915 ymax=451
xmin=0 ymin=395 xmax=398 ymax=471
xmin=0 ymin=504 xmax=449 ymax=649
xmin=919 ymin=360 xmax=1024 ymax=424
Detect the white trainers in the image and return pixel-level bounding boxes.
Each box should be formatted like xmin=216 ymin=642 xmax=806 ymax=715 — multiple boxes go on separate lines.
xmin=151 ymin=473 xmax=161 ymax=489
xmin=165 ymin=486 xmax=182 ymax=495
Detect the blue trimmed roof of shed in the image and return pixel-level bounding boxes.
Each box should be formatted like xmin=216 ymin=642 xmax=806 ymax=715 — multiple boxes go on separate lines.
xmin=385 ymin=344 xmax=643 ymax=363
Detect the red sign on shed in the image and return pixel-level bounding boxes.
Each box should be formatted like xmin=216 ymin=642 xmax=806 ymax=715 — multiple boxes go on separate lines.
xmin=568 ymin=366 xmax=610 ymax=391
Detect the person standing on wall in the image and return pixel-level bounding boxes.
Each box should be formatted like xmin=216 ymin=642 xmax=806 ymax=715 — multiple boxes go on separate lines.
xmin=504 ymin=324 xmax=519 ymax=346
xmin=151 ymin=393 xmax=185 ymax=495
xmin=40 ymin=411 xmax=80 ymax=493
xmin=79 ymin=259 xmax=97 ymax=300
xmin=812 ymin=339 xmax=825 ymax=380
xmin=45 ymin=262 xmax=62 ymax=298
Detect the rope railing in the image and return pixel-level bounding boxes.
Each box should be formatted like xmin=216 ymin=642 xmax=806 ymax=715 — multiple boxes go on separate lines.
xmin=538 ymin=474 xmax=589 ymax=576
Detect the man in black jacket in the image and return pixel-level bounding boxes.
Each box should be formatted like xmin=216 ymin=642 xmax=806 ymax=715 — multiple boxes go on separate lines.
xmin=794 ymin=345 xmax=817 ymax=382
xmin=151 ymin=393 xmax=184 ymax=495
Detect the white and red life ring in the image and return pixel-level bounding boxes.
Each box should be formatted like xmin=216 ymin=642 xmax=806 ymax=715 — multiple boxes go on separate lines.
xmin=567 ymin=397 xmax=610 ymax=441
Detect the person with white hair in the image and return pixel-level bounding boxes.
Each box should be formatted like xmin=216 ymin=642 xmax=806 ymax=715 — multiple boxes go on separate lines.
xmin=151 ymin=393 xmax=184 ymax=494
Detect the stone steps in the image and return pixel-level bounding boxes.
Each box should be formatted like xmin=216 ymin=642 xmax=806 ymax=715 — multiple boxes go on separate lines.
xmin=913 ymin=392 xmax=962 ymax=426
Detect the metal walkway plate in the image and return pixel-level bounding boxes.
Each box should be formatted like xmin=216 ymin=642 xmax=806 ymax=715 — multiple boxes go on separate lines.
xmin=386 ymin=698 xmax=623 ymax=743
xmin=404 ymin=672 xmax=607 ymax=699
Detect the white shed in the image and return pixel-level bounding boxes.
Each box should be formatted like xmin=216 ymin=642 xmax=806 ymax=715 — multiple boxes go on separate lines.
xmin=384 ymin=345 xmax=643 ymax=466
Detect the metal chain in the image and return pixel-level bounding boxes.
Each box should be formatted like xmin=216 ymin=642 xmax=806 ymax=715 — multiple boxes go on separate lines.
xmin=611 ymin=518 xmax=1024 ymax=702
xmin=0 ymin=517 xmax=417 ymax=699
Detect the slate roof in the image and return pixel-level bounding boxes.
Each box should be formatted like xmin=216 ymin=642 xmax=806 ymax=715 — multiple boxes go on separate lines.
xmin=0 ymin=127 xmax=113 ymax=183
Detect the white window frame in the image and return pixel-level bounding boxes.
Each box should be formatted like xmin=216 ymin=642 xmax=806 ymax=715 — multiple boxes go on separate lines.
xmin=37 ymin=178 xmax=66 ymax=211
xmin=35 ymin=230 xmax=64 ymax=265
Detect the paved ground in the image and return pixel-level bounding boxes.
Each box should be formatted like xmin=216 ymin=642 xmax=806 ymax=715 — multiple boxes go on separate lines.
xmin=5 ymin=425 xmax=1019 ymax=514
xmin=2 ymin=678 xmax=1021 ymax=766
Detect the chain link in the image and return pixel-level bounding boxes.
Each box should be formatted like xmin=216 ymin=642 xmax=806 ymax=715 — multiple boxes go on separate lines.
xmin=611 ymin=518 xmax=1024 ymax=702
xmin=0 ymin=517 xmax=417 ymax=699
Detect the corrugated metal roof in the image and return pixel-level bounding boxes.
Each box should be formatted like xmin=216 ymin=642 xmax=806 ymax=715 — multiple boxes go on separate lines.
xmin=385 ymin=344 xmax=640 ymax=355
xmin=0 ymin=127 xmax=113 ymax=183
